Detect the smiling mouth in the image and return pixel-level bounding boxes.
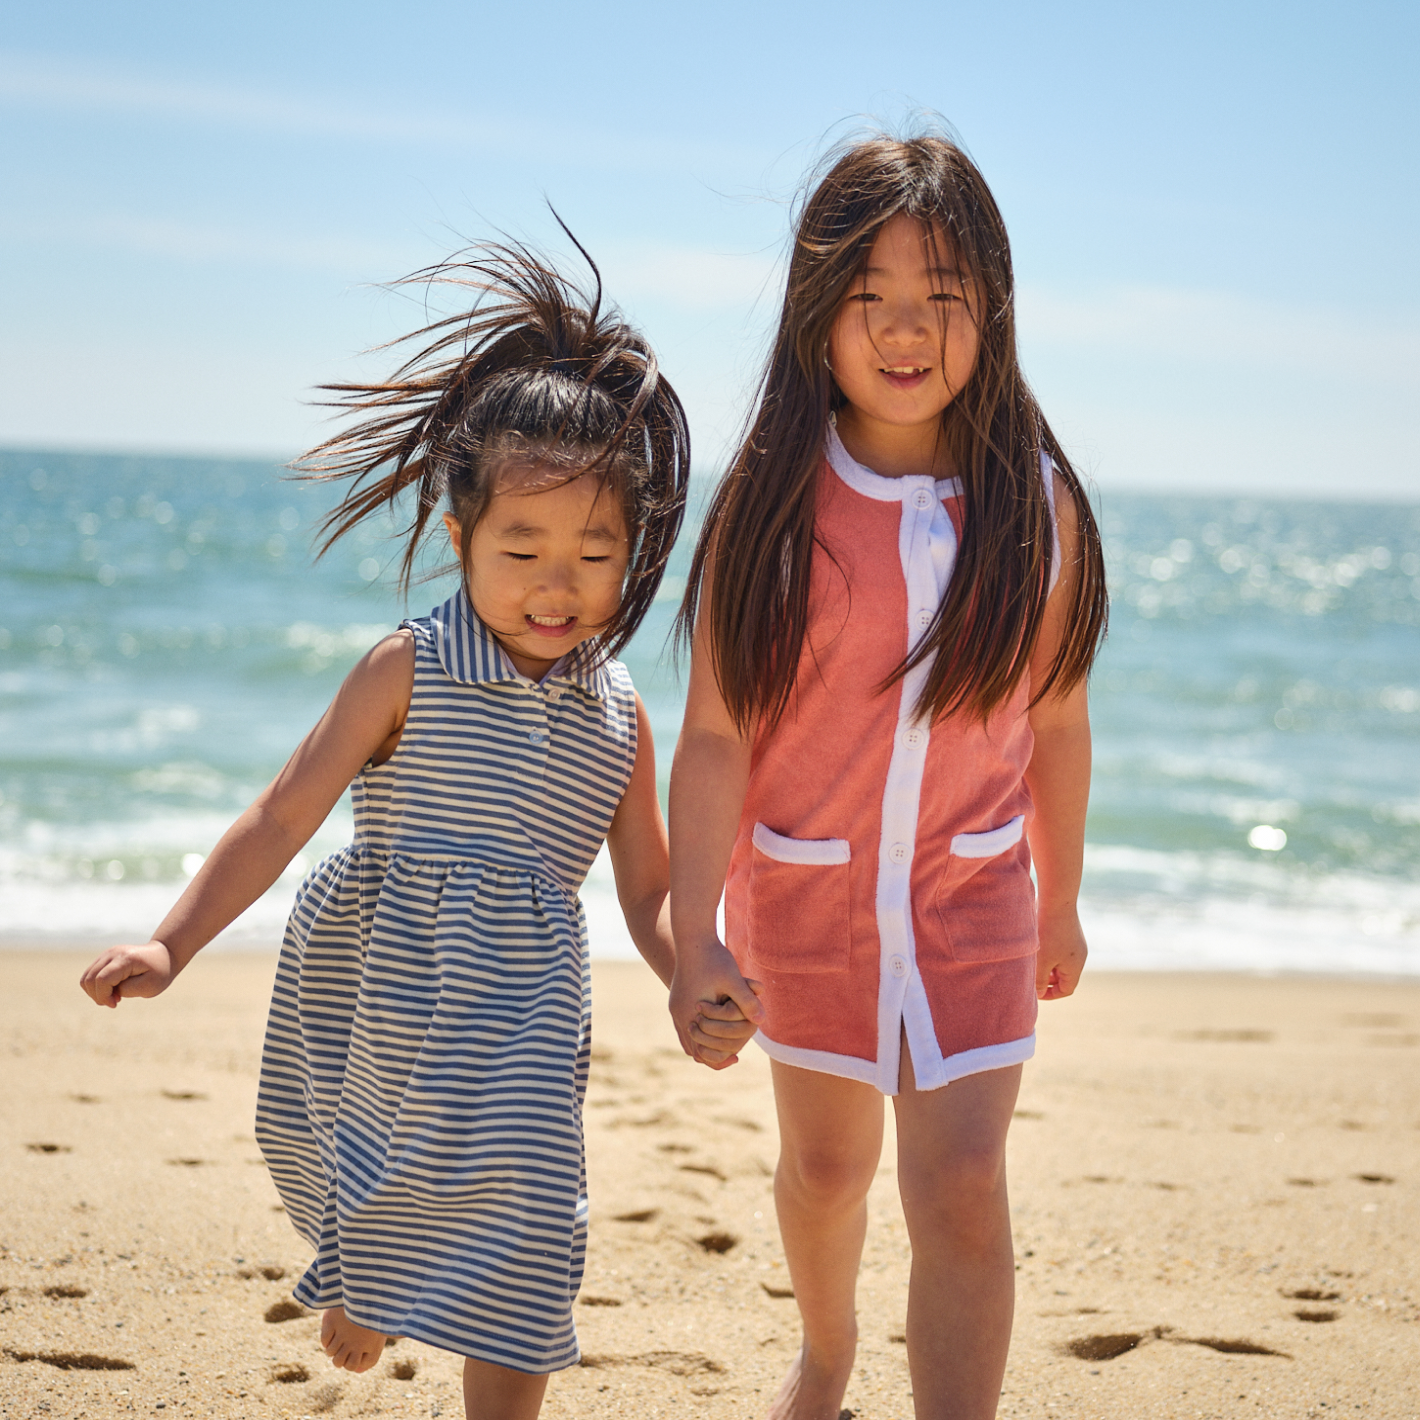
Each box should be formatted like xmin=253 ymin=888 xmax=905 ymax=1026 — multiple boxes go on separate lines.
xmin=526 ymin=613 xmax=577 ymax=635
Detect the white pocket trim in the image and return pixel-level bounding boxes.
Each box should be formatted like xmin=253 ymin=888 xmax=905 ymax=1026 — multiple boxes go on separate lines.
xmin=752 ymin=822 xmax=851 ymax=866
xmin=949 ymin=815 xmax=1025 ymax=859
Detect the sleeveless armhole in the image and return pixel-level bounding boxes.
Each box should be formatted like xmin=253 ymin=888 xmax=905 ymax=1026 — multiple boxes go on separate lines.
xmin=1041 ymin=450 xmax=1062 ymax=596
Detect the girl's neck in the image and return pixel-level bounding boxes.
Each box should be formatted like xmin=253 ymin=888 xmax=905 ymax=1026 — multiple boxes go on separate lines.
xmin=834 ymin=406 xmax=958 ymax=480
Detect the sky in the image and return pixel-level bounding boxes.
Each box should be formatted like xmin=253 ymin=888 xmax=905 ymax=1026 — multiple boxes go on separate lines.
xmin=1 ymin=0 xmax=1416 ymax=496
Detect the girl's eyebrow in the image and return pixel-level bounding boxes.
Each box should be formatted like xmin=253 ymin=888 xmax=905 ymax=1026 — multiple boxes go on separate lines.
xmin=495 ymin=520 xmax=622 ymax=542
xmin=863 ymin=263 xmax=964 ymax=279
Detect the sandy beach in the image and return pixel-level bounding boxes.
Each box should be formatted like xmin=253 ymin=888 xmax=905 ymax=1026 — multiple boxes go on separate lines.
xmin=2 ymin=952 xmax=1417 ymax=1420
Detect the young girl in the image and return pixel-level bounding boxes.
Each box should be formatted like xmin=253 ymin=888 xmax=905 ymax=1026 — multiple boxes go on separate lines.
xmin=80 ymin=243 xmax=691 ymax=1420
xmin=669 ymin=134 xmax=1109 ymax=1420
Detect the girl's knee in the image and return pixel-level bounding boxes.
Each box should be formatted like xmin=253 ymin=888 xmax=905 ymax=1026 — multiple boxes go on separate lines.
xmin=898 ymin=1146 xmax=1008 ymax=1228
xmin=777 ymin=1144 xmax=878 ymax=1210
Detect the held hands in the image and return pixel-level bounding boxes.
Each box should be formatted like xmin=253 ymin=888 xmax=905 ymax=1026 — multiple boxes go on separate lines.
xmin=79 ymin=941 xmax=177 ymax=1008
xmin=669 ymin=938 xmax=765 ymax=1070
xmin=1035 ymin=904 xmax=1087 ymax=1001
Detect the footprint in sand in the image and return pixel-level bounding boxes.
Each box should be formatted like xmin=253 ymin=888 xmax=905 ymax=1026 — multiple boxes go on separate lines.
xmin=271 ymin=1363 xmax=309 ymax=1383
xmin=761 ymin=1283 xmax=794 ymax=1299
xmin=696 ymin=1231 xmax=738 ymax=1254
xmin=1282 ymin=1287 xmax=1341 ymax=1301
xmin=1065 ymin=1329 xmax=1288 ymax=1362
xmin=612 ymin=1208 xmax=659 ymax=1223
xmin=712 ymin=1116 xmax=764 ymax=1133
xmin=1294 ymin=1308 xmax=1339 ymax=1323
xmin=25 ymin=1142 xmax=71 ymax=1154
xmin=161 ymin=1090 xmax=207 ymax=1101
xmin=1353 ymin=1172 xmax=1395 ymax=1184
xmin=1179 ymin=1028 xmax=1273 ymax=1042
xmin=1064 ymin=1332 xmax=1153 ymax=1362
xmin=4 ymin=1348 xmax=134 ymax=1372
xmin=390 ymin=1359 xmax=417 ymax=1380
xmin=1189 ymin=1337 xmax=1289 ymax=1356
xmin=679 ymin=1163 xmax=728 ymax=1182
xmin=263 ymin=1300 xmax=307 ymax=1324
xmin=43 ymin=1286 xmax=88 ymax=1299
xmin=579 ymin=1350 xmax=724 ymax=1378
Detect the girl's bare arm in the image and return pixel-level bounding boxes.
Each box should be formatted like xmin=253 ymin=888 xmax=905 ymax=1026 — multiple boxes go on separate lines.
xmin=79 ymin=631 xmax=415 ymax=1007
xmin=1024 ymin=476 xmax=1093 ymax=1001
xmin=667 ymin=617 xmax=765 ymax=1066
xmin=604 ymin=694 xmax=675 ymax=988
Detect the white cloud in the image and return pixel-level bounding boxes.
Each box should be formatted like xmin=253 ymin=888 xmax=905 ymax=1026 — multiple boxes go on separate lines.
xmin=598 ymin=243 xmax=783 ymax=313
xmin=0 ymin=210 xmax=413 ymax=275
xmin=1018 ymin=282 xmax=1420 ymax=390
xmin=0 ymin=49 xmax=759 ymax=172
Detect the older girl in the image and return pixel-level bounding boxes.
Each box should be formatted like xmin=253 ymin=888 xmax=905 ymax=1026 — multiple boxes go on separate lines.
xmin=671 ymin=135 xmax=1109 ymax=1420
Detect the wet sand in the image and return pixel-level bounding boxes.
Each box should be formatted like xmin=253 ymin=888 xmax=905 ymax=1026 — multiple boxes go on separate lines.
xmin=1 ymin=952 xmax=1417 ymax=1419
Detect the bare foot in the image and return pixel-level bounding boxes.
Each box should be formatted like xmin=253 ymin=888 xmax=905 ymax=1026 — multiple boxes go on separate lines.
xmin=320 ymin=1305 xmax=388 ymax=1373
xmin=766 ymin=1342 xmax=855 ymax=1420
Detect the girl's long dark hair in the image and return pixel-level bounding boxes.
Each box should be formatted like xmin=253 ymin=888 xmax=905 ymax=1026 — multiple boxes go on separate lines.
xmin=295 ymin=233 xmax=691 ymax=660
xmin=677 ymin=133 xmax=1108 ymax=730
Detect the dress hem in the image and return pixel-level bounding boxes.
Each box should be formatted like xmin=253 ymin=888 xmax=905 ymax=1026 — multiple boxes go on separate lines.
xmin=753 ymin=1028 xmax=1036 ymax=1096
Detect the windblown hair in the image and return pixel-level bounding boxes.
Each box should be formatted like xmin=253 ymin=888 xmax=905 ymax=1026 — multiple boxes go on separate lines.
xmin=677 ymin=132 xmax=1108 ymax=730
xmin=295 ymin=235 xmax=691 ymax=660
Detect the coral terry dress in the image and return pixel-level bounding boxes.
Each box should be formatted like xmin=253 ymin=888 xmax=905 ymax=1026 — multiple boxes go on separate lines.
xmin=723 ymin=427 xmax=1059 ymax=1095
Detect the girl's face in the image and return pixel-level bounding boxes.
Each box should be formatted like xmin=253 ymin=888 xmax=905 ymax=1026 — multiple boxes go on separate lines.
xmin=444 ymin=464 xmax=630 ymax=681
xmin=827 ymin=213 xmax=980 ymax=451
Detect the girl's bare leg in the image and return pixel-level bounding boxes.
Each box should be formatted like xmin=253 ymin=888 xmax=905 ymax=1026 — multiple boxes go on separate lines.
xmin=320 ymin=1306 xmax=388 ymax=1373
xmin=766 ymin=1060 xmax=885 ymax=1420
xmin=893 ymin=1052 xmax=1022 ymax=1420
xmin=461 ymin=1356 xmax=549 ymax=1420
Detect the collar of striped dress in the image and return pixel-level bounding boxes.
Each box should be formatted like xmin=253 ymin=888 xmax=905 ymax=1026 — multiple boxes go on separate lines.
xmin=427 ymin=590 xmax=615 ymax=701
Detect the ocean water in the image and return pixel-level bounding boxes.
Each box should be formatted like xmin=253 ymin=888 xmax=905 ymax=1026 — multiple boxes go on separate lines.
xmin=2 ymin=447 xmax=1418 ymax=976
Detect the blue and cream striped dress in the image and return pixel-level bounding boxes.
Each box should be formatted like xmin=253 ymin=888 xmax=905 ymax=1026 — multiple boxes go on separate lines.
xmin=254 ymin=589 xmax=638 ymax=1372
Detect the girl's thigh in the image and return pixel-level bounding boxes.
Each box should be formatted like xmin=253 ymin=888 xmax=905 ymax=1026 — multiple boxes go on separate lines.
xmin=891 ymin=1059 xmax=1022 ymax=1208
xmin=770 ymin=1059 xmax=885 ymax=1197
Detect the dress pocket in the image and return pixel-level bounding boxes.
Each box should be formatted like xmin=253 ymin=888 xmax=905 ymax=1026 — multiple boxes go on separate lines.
xmin=746 ymin=823 xmax=852 ymax=975
xmin=936 ymin=816 xmax=1037 ymax=963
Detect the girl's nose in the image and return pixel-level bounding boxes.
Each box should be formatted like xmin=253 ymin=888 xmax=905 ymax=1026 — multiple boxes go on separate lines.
xmin=538 ymin=560 xmax=576 ymax=595
xmin=879 ymin=295 xmax=931 ymax=344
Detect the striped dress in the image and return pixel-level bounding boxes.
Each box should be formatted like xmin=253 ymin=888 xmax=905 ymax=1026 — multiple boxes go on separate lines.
xmin=254 ymin=589 xmax=638 ymax=1372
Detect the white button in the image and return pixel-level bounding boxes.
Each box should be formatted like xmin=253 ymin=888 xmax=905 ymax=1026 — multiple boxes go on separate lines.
xmin=903 ymin=727 xmax=926 ymax=749
xmin=529 ymin=730 xmax=545 ymax=745
xmin=548 ymin=688 xmax=561 ymax=701
xmin=916 ymin=609 xmax=933 ymax=629
xmin=888 ymin=955 xmax=908 ymax=978
xmin=888 ymin=842 xmax=910 ymax=864
xmin=912 ymin=489 xmax=933 ymax=510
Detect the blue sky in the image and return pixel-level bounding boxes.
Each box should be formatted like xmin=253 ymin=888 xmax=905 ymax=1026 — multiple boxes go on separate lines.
xmin=1 ymin=0 xmax=1416 ymax=494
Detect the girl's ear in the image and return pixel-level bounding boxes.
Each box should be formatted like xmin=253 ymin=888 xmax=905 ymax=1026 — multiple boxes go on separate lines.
xmin=442 ymin=512 xmax=463 ymax=557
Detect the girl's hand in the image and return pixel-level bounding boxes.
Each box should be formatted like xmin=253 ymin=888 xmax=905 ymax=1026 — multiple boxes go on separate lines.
xmin=670 ymin=940 xmax=765 ymax=1069
xmin=1035 ymin=905 xmax=1087 ymax=1001
xmin=79 ymin=942 xmax=176 ymax=1008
